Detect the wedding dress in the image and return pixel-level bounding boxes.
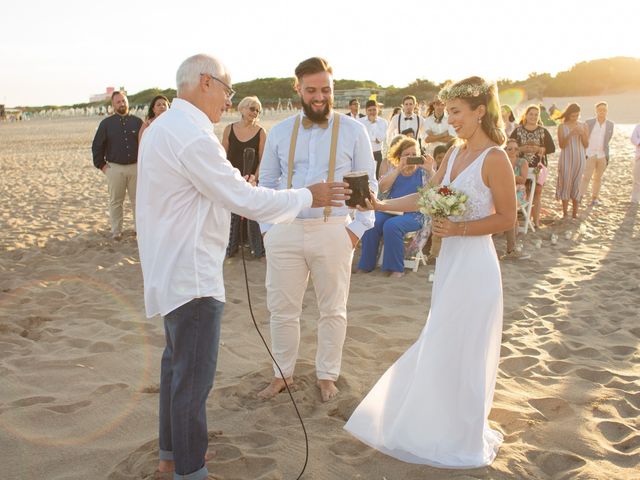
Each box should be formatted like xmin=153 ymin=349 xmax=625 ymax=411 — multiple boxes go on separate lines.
xmin=344 ymin=146 xmax=504 ymax=468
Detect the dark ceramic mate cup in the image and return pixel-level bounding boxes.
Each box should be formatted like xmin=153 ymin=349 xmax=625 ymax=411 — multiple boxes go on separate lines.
xmin=343 ymin=171 xmax=370 ymax=208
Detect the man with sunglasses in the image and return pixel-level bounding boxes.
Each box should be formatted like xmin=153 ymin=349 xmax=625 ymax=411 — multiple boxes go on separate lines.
xmin=136 ymin=54 xmax=351 ymax=480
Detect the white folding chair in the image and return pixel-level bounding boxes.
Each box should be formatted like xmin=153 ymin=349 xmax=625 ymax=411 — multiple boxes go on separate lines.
xmin=518 ymin=172 xmax=536 ymax=234
xmin=376 ymin=232 xmax=428 ymax=272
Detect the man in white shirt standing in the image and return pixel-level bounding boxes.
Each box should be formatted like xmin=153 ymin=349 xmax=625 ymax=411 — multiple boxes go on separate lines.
xmin=386 ymin=95 xmax=424 ymax=145
xmin=423 ymin=96 xmax=456 ymax=154
xmin=581 ymin=102 xmax=615 ymax=206
xmin=359 ymin=99 xmax=388 ymax=178
xmin=257 ymin=57 xmax=377 ymax=403
xmin=136 ymin=53 xmax=351 ymax=480
xmin=631 ymin=122 xmax=640 ymax=203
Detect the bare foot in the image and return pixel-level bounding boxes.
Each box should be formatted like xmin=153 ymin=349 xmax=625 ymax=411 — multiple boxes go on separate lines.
xmin=157 ymin=460 xmax=174 ymax=474
xmin=257 ymin=377 xmax=293 ymax=399
xmin=318 ymin=379 xmax=339 ymax=402
xmin=389 ymin=271 xmax=404 ymax=278
xmin=157 ymin=450 xmax=215 ymax=474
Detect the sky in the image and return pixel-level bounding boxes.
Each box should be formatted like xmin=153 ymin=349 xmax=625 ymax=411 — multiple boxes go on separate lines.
xmin=2 ymin=0 xmax=638 ymax=107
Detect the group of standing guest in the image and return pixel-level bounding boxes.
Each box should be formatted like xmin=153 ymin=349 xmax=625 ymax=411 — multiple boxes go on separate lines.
xmin=505 ymin=100 xmax=617 ymax=228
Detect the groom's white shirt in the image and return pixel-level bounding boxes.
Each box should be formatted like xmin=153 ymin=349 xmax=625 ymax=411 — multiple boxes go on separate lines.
xmin=258 ymin=111 xmax=377 ymax=237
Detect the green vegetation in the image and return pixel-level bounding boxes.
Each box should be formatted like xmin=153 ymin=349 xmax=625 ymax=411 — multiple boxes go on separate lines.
xmin=19 ymin=56 xmax=640 ymax=111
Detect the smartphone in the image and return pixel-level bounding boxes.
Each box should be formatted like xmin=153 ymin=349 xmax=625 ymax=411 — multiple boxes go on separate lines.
xmin=406 ymin=156 xmax=423 ymax=165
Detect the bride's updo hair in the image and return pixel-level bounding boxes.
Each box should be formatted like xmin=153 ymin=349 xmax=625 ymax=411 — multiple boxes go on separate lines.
xmin=438 ymin=76 xmax=506 ymax=146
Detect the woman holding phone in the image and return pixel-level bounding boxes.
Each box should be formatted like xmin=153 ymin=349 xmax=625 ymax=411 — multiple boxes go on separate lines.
xmin=356 ymin=137 xmax=434 ymax=277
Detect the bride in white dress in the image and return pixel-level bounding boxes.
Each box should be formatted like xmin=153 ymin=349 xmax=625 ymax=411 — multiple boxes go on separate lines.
xmin=345 ymin=77 xmax=517 ymax=468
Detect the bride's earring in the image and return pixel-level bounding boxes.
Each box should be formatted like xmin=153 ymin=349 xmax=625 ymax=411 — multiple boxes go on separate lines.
xmin=478 ymin=117 xmax=482 ymax=124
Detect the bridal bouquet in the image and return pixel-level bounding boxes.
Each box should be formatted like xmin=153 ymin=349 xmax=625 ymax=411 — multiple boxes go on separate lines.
xmin=417 ymin=184 xmax=469 ymax=257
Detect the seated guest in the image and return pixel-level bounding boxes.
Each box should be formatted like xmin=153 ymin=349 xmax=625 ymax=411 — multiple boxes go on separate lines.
xmin=378 ymin=134 xmax=407 ymax=180
xmin=510 ymin=104 xmax=555 ymax=228
xmin=501 ymin=138 xmax=530 ymax=260
xmin=359 ymin=99 xmax=389 ymax=178
xmin=357 ymin=137 xmax=433 ymax=278
xmin=401 ymin=127 xmax=416 ymax=138
xmin=433 ymin=144 xmax=448 ymax=170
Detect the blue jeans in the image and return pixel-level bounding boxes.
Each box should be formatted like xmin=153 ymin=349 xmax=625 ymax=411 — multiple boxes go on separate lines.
xmin=358 ymin=212 xmax=423 ymax=273
xmin=159 ymin=297 xmax=223 ymax=480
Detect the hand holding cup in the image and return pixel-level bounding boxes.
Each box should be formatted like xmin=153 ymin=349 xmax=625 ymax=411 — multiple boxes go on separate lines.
xmin=307 ymin=181 xmax=352 ymax=208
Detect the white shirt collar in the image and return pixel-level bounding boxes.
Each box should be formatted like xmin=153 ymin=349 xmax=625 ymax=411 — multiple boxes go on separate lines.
xmin=171 ymin=98 xmax=214 ymax=131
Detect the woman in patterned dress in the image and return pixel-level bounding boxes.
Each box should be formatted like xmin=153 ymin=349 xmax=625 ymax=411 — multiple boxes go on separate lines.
xmin=509 ymin=105 xmax=555 ymax=228
xmin=556 ymin=103 xmax=588 ymax=219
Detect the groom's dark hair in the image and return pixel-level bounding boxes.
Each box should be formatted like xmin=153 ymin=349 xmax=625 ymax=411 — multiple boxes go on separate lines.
xmin=294 ymin=57 xmax=333 ymax=88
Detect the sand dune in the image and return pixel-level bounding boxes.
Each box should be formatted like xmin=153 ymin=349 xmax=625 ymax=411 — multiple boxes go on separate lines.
xmin=0 ymin=114 xmax=638 ymax=479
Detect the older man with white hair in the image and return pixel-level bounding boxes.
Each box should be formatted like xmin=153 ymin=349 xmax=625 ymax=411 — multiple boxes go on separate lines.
xmin=136 ymin=53 xmax=351 ymax=480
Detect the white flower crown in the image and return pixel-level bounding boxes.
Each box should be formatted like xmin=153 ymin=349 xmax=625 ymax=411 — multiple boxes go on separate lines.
xmin=438 ymin=82 xmax=492 ymax=102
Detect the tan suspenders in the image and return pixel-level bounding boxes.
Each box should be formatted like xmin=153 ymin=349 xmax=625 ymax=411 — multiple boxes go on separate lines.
xmin=287 ymin=113 xmax=341 ymax=221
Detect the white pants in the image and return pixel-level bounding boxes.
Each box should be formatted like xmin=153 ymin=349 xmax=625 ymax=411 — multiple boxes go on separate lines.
xmin=580 ymin=155 xmax=607 ymax=200
xmin=632 ymin=155 xmax=640 ymax=203
xmin=105 ymin=163 xmax=137 ymax=234
xmin=264 ymin=216 xmax=354 ymax=381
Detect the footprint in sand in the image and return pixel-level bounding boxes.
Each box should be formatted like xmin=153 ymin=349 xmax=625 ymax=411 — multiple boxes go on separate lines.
xmin=613 ymin=434 xmax=640 ymax=454
xmin=327 ymin=398 xmax=359 ymax=422
xmin=93 ymin=383 xmax=128 ymax=395
xmin=45 ymin=399 xmax=92 ymax=414
xmin=596 ymin=420 xmax=636 ymax=443
xmin=499 ymin=355 xmax=538 ymax=376
xmin=544 ymin=341 xmax=570 ymax=361
xmin=546 ymin=360 xmax=574 ymax=375
xmin=208 ymin=455 xmax=277 ymax=479
xmin=346 ymin=325 xmax=380 ymax=343
xmin=575 ymin=368 xmax=613 ymax=385
xmin=10 ymin=396 xmax=56 ymax=407
xmin=609 ymin=345 xmax=637 ymax=360
xmin=528 ymin=450 xmax=586 ymax=477
xmin=88 ymin=341 xmax=116 ymax=353
xmin=570 ymin=346 xmax=602 ymax=359
xmin=328 ymin=437 xmax=372 ymax=464
xmin=528 ymin=397 xmax=572 ymax=420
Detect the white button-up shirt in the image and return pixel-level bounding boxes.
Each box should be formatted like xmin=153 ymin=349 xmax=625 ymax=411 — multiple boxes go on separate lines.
xmin=587 ymin=120 xmax=607 ymax=158
xmin=359 ymin=115 xmax=388 ymax=153
xmin=386 ymin=113 xmax=424 ymax=144
xmin=259 ymin=112 xmax=377 ymax=238
xmin=423 ymin=114 xmax=456 ymax=139
xmin=136 ymin=99 xmax=312 ymax=317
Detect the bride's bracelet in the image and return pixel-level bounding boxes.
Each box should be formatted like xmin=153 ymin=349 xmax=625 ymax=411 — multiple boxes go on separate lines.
xmin=461 ymin=222 xmax=468 ymax=237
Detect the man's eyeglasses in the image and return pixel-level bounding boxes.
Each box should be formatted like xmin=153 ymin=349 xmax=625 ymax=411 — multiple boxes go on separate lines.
xmin=505 ymin=146 xmax=518 ymax=151
xmin=201 ymin=73 xmax=236 ymax=101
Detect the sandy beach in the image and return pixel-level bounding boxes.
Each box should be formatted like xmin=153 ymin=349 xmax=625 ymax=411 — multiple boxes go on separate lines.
xmin=0 ymin=105 xmax=638 ymax=479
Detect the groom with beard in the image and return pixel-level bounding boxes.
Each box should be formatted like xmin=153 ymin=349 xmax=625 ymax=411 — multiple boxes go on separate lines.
xmin=257 ymin=57 xmax=377 ymax=402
